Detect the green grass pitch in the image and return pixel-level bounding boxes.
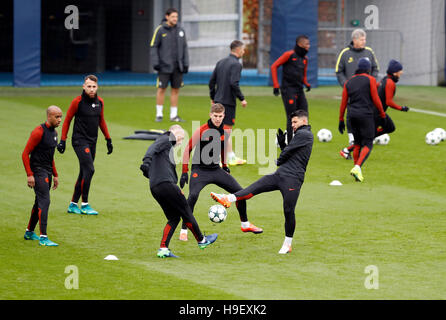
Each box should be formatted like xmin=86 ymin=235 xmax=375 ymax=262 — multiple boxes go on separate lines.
xmin=0 ymin=85 xmax=445 ymax=300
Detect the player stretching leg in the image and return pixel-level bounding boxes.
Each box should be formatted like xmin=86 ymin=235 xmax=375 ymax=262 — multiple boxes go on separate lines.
xmin=211 ymin=110 xmax=313 ymax=254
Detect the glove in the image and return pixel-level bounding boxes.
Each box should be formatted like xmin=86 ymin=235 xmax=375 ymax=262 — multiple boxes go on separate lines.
xmin=306 ymin=85 xmax=311 ymax=92
xmin=57 ymin=140 xmax=66 ymax=154
xmin=106 ymin=138 xmax=113 ymax=155
xmin=273 ymin=88 xmax=280 ymax=96
xmin=140 ymin=163 xmax=149 ymax=179
xmin=180 ymin=172 xmax=188 ymax=189
xmin=153 ymin=65 xmax=160 ymax=71
xmin=401 ymin=106 xmax=409 ymax=112
xmin=338 ymin=120 xmax=345 ymax=134
xmin=276 ymin=128 xmax=286 ymax=150
xmin=222 ymin=166 xmax=230 ymax=174
xmin=183 ymin=66 xmax=189 ymax=74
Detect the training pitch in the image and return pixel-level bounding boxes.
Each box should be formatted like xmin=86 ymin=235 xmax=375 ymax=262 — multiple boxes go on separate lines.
xmin=0 ymin=85 xmax=445 ymax=300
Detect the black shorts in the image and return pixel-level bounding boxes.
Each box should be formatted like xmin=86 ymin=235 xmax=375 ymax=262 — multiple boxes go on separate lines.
xmin=157 ymin=69 xmax=184 ymax=89
xmin=221 ymin=104 xmax=236 ymax=126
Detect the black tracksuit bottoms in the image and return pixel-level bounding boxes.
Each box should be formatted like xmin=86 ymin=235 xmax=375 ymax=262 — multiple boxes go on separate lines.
xmin=72 ymin=144 xmax=96 ymax=203
xmin=27 ymin=170 xmax=52 ymax=236
xmin=151 ymin=182 xmax=204 ymax=248
xmin=233 ymin=173 xmax=303 ymax=238
xmin=182 ymin=166 xmax=247 ymax=229
xmin=281 ymin=86 xmax=308 ymax=143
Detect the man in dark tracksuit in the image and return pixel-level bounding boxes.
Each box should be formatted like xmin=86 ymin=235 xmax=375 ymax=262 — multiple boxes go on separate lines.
xmin=271 ymin=35 xmax=312 ymax=144
xmin=178 ymin=103 xmax=262 ymax=241
xmin=336 ymin=29 xmax=379 ymax=156
xmin=57 ymin=75 xmax=113 ymax=215
xmin=338 ymin=58 xmax=386 ymax=182
xmin=22 ymin=106 xmax=62 ymax=246
xmin=140 ymin=125 xmax=217 ymax=258
xmin=209 ymin=40 xmax=247 ymax=165
xmin=211 ymin=110 xmax=313 ymax=254
xmin=150 ymin=7 xmax=189 ymax=122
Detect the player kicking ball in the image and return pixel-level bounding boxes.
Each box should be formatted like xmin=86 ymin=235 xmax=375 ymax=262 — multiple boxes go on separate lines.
xmin=178 ymin=103 xmax=262 ymax=241
xmin=140 ymin=125 xmax=218 ymax=258
xmin=211 ymin=110 xmax=313 ymax=254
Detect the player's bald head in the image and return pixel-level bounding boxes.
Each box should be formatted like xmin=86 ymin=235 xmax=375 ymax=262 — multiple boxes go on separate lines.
xmin=46 ymin=105 xmax=63 ymax=128
xmin=169 ymin=124 xmax=183 ymax=134
xmin=47 ymin=105 xmax=62 ymax=116
xmin=169 ymin=124 xmax=185 ymax=146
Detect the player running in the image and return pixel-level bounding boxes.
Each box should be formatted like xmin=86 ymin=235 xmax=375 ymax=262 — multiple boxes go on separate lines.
xmin=140 ymin=125 xmax=217 ymax=258
xmin=339 ymin=59 xmax=409 ymax=159
xmin=338 ymin=58 xmax=386 ymax=182
xmin=22 ymin=106 xmax=63 ymax=246
xmin=211 ymin=110 xmax=313 ymax=254
xmin=178 ymin=103 xmax=262 ymax=241
xmin=57 ymin=75 xmax=113 ymax=215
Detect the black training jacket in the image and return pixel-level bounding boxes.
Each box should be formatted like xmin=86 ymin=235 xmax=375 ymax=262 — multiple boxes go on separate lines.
xmin=209 ymin=54 xmax=244 ymax=106
xmin=276 ymin=125 xmax=313 ymax=180
xmin=142 ymin=132 xmax=178 ymax=188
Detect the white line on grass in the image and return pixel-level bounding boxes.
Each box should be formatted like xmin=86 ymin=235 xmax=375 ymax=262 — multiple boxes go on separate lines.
xmin=410 ymin=108 xmax=446 ymax=117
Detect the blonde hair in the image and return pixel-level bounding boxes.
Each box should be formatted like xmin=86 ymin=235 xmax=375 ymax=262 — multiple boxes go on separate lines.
xmin=210 ymin=103 xmax=225 ymax=113
xmin=84 ymin=74 xmax=98 ymax=82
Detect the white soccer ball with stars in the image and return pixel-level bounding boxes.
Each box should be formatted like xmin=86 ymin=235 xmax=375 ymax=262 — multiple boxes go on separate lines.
xmin=425 ymin=131 xmax=441 ymax=145
xmin=374 ymin=134 xmax=390 ymax=145
xmin=208 ymin=204 xmax=227 ymax=223
xmin=317 ymin=129 xmax=332 ymax=142
xmin=433 ymin=128 xmax=446 ymax=141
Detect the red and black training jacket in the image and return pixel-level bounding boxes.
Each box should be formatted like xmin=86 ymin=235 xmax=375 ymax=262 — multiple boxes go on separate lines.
xmin=271 ymin=50 xmax=310 ymax=89
xmin=339 ymin=72 xmax=386 ymax=120
xmin=22 ymin=122 xmax=58 ymax=177
xmin=377 ymin=75 xmax=403 ymax=113
xmin=61 ymin=91 xmax=110 ymax=146
xmin=182 ymin=119 xmax=227 ymax=173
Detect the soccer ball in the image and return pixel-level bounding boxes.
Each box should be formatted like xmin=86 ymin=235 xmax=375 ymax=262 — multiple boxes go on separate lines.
xmin=373 ymin=134 xmax=390 ymax=145
xmin=317 ymin=129 xmax=332 ymax=142
xmin=208 ymin=204 xmax=227 ymax=223
xmin=433 ymin=128 xmax=446 ymax=141
xmin=425 ymin=131 xmax=441 ymax=145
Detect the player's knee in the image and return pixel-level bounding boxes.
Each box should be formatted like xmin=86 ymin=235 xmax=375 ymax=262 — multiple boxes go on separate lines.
xmin=169 ymin=216 xmax=181 ymax=226
xmin=84 ymin=165 xmax=95 ymax=177
xmin=387 ymin=123 xmax=396 ymax=133
xmin=188 ymin=192 xmax=199 ymax=204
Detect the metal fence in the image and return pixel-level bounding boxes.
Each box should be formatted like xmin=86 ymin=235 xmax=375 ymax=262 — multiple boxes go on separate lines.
xmin=318 ymin=27 xmax=404 ymax=79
